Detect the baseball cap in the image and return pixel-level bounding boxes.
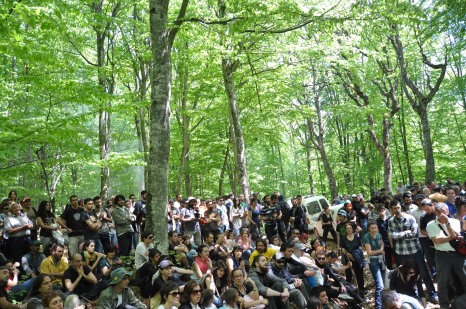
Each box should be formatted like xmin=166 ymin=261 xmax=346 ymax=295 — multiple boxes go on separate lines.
xmin=158 ymin=259 xmax=174 ymax=269
xmin=351 ymin=194 xmax=358 ymax=198
xmin=294 ymin=242 xmax=307 ymax=251
xmin=274 ymin=252 xmax=285 ymax=260
xmin=109 ymin=268 xmax=132 ymax=285
xmin=415 ymin=194 xmax=425 ymax=200
xmin=338 ymin=209 xmax=347 ymax=216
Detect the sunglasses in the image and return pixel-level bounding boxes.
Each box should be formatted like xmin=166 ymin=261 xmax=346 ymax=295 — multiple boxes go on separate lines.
xmin=169 ymin=291 xmax=181 ymax=297
xmin=317 ymin=257 xmax=325 ymax=260
xmin=276 ymin=260 xmax=285 ymax=264
xmin=191 ymin=289 xmax=202 ymax=295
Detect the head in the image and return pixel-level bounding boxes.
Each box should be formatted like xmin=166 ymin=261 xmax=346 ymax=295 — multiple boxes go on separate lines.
xmin=197 ymin=244 xmax=210 ymax=258
xmin=420 ymin=198 xmax=435 ymax=214
xmin=307 ymin=296 xmax=322 ymax=309
xmin=255 ymin=239 xmax=267 ymax=253
xmin=114 ymin=195 xmax=126 ymax=207
xmin=180 ymin=280 xmax=202 ymax=305
xmin=240 ymin=228 xmax=250 ymax=239
xmin=434 ymin=202 xmax=449 ymax=218
xmin=337 ymin=209 xmax=347 ymax=222
xmin=69 ymin=195 xmax=78 ymax=208
xmin=71 ymin=253 xmax=83 ymax=270
xmin=389 ymin=200 xmax=403 ymax=217
xmin=402 ymin=192 xmax=412 ymax=205
xmin=109 ymin=267 xmax=132 ymax=289
xmin=400 ymin=259 xmax=420 ymax=281
xmin=8 ymin=190 xmax=17 ymax=201
xmin=383 ymin=290 xmax=403 ymax=309
xmin=280 ymin=242 xmax=294 ymax=258
xmin=31 ymin=274 xmax=53 ymax=296
xmin=43 ymin=292 xmax=63 ymax=309
xmin=51 ymin=244 xmax=64 ymax=261
xmin=38 ymin=200 xmax=52 ymax=216
xmin=83 ymin=198 xmax=94 ymax=212
xmin=231 ymin=268 xmax=245 ymax=286
xmin=83 ymin=240 xmax=96 ymax=253
xmin=8 ymin=202 xmax=21 ymax=216
xmin=367 ymin=220 xmax=378 ymax=234
xmin=222 ymin=288 xmax=239 ymax=306
xmin=149 ymin=248 xmax=162 ymax=265
xmin=201 ymin=289 xmax=214 ymax=307
xmin=204 ymin=232 xmax=215 ymax=244
xmin=311 ymin=285 xmax=328 ymax=305
xmin=0 ymin=266 xmax=9 ymax=285
xmin=315 ymin=251 xmax=327 ymax=266
xmin=345 ymin=222 xmax=356 ymax=235
xmin=293 ymin=242 xmax=306 ymax=257
xmin=270 ymin=235 xmax=281 ymax=246
xmin=30 ymin=240 xmax=42 ymax=253
xmin=272 ymin=252 xmax=286 ymax=269
xmin=252 ymin=254 xmax=268 ymax=273
xmin=141 ymin=231 xmax=154 ymax=244
xmin=344 ymin=202 xmax=353 ymax=211
xmin=159 ymin=259 xmax=174 ymax=278
xmin=160 ymin=281 xmax=181 ymax=306
xmin=232 ymin=245 xmax=243 ymax=260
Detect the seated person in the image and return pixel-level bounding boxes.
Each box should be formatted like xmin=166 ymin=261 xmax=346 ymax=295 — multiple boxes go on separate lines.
xmin=389 ymin=259 xmax=426 ymax=307
xmin=158 ymin=281 xmax=182 ymax=309
xmin=63 ymin=253 xmax=107 ymax=301
xmin=249 ymin=239 xmax=277 ymax=266
xmin=136 ymin=249 xmax=161 ymax=306
xmin=167 ymin=231 xmax=189 ymax=269
xmin=0 ymin=265 xmax=22 ymax=309
xmin=21 ymin=240 xmax=46 ymax=278
xmin=81 ymin=240 xmax=105 ymax=277
xmin=25 ymin=274 xmax=68 ymax=303
xmin=231 ymin=268 xmax=268 ymax=308
xmin=191 ymin=245 xmax=213 ymax=282
xmin=99 ymin=245 xmax=123 ymax=283
xmin=1 ymin=259 xmax=35 ymax=302
xmin=97 ymin=268 xmax=146 ymax=309
xmin=248 ymin=254 xmax=306 ymax=309
xmin=226 ymin=245 xmax=246 ymax=276
xmin=382 ymin=290 xmax=423 ymax=309
xmin=135 ymin=231 xmax=155 ymax=270
xmin=39 ymin=243 xmax=68 ymax=289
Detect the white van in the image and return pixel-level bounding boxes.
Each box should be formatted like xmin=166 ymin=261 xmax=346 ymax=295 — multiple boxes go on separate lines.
xmin=288 ymin=195 xmax=343 ymax=238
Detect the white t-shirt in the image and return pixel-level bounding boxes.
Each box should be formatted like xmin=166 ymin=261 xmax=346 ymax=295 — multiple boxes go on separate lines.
xmin=135 ymin=242 xmax=154 ymax=270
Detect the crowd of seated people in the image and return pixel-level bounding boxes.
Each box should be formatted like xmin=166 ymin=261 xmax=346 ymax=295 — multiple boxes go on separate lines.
xmin=0 ymin=181 xmax=465 ymax=308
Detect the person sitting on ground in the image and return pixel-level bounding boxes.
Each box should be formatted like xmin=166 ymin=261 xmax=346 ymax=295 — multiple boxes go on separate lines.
xmin=97 ymin=267 xmax=146 ymax=309
xmin=22 ymin=240 xmax=46 ymax=279
xmin=248 ymin=238 xmax=276 ymax=266
xmin=81 ymin=240 xmax=105 ymax=276
xmin=2 ymin=259 xmax=36 ymax=301
xmin=191 ymin=245 xmax=213 ymax=282
xmin=230 ymin=268 xmax=268 ymax=309
xmin=178 ymin=280 xmax=205 ymax=309
xmin=0 ymin=265 xmax=26 ymax=309
xmin=150 ymin=259 xmax=176 ymax=309
xmin=203 ymin=262 xmax=229 ymax=307
xmin=157 ymin=281 xmax=181 ymax=309
xmin=382 ymin=290 xmax=423 ymax=309
xmin=310 ymin=286 xmax=343 ymax=309
xmin=25 ymin=274 xmax=68 ymax=304
xmin=226 ymin=245 xmax=246 ymax=276
xmin=268 ymin=235 xmax=281 ymax=251
xmin=39 ymin=244 xmax=68 ymax=289
xmin=248 ymin=254 xmax=306 ymax=309
xmin=136 ymin=248 xmax=161 ymax=307
xmin=222 ymin=288 xmax=244 ymax=309
xmin=135 ymin=231 xmax=155 ymax=270
xmin=43 ymin=291 xmax=65 ymax=309
xmin=63 ymin=253 xmax=107 ymax=301
xmin=167 ymin=231 xmax=189 ymax=269
xmin=307 ymin=296 xmax=322 ymax=309
xmin=99 ymin=244 xmax=123 ymax=283
xmin=389 ymin=259 xmax=427 ymax=307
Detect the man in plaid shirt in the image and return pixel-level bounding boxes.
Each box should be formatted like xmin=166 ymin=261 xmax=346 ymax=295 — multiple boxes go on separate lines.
xmin=388 ymin=200 xmax=438 ymax=304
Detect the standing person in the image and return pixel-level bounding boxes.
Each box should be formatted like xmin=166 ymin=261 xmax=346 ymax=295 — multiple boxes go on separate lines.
xmin=97 ymin=267 xmax=146 ymax=309
xmin=4 ymin=202 xmax=33 ymax=263
xmin=376 ymin=204 xmax=393 ymax=270
xmin=201 ymin=200 xmax=222 ymax=241
xmin=36 ymin=200 xmax=59 ymax=252
xmin=126 ymin=199 xmax=139 ymax=250
xmin=7 ymin=190 xmax=18 ymax=203
xmin=217 ymin=197 xmax=230 ymax=234
xmin=134 ymin=190 xmax=148 ymax=234
xmin=20 ymin=196 xmax=38 ymax=241
xmin=260 ymin=195 xmax=278 ymax=242
xmin=181 ymin=197 xmax=202 ymax=246
xmin=94 ymin=196 xmax=112 ymax=253
xmin=57 ymin=195 xmax=84 ymax=258
xmin=230 ymin=197 xmax=245 ymax=240
xmin=340 ymin=222 xmax=365 ymax=298
xmin=320 ymin=205 xmax=337 ymax=246
xmin=426 ymin=202 xmax=466 ymax=308
xmin=271 ymin=195 xmax=286 ymax=243
xmin=112 ymin=195 xmax=134 ymax=256
xmin=363 ymin=220 xmax=386 ymax=309
xmin=105 ymin=199 xmax=118 ymax=246
xmin=247 ymin=198 xmax=261 ymax=238
xmin=419 ymin=199 xmax=437 ymax=280
xmin=388 ymin=200 xmax=438 ymax=303
xmin=445 ymin=187 xmax=458 ymax=217
xmin=81 ymin=198 xmax=103 ymax=253
xmin=289 ymin=195 xmax=306 ymax=234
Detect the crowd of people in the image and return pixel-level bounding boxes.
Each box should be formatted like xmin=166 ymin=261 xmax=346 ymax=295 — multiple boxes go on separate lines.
xmin=0 ymin=181 xmax=465 ymax=309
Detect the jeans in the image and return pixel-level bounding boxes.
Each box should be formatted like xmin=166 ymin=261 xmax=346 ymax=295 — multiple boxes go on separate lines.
xmin=369 ymin=257 xmax=386 ymax=309
xmin=419 ymin=237 xmax=436 ymax=279
xmin=397 ymin=250 xmax=437 ymax=297
xmin=322 ymin=228 xmax=338 ymax=245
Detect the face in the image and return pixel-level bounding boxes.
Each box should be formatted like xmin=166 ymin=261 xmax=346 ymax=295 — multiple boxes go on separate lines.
xmin=256 ymin=242 xmax=265 ymax=253
xmin=319 ymin=291 xmax=329 ymax=305
xmin=84 ymin=200 xmax=94 ymax=212
xmin=152 ymin=253 xmax=161 ymax=264
xmin=216 ymin=267 xmax=225 ymax=278
xmin=46 ymin=202 xmax=51 ymax=211
xmin=256 ymin=256 xmax=268 ymax=272
xmin=206 ymin=233 xmax=214 ymax=244
xmin=291 ymin=230 xmax=300 ymax=238
xmin=232 ymin=270 xmax=244 ymax=285
xmin=403 ymin=196 xmax=412 ymax=205
xmin=47 ymin=296 xmax=63 ymax=309
xmin=239 ymin=194 xmax=244 ymax=201
xmin=234 ymin=249 xmax=243 ymax=259
xmin=272 ymin=237 xmax=280 ymax=245
xmin=117 ymin=275 xmax=130 ymax=289
xmin=338 ymin=214 xmax=346 ymax=222
xmin=190 ymin=285 xmax=202 ymax=304
xmin=446 ymin=189 xmax=456 ymax=200
xmin=70 ymin=197 xmax=78 ymax=207
xmin=283 ymin=247 xmax=293 ymax=258
xmin=407 ymin=268 xmax=417 ymax=280
xmin=206 ymin=201 xmax=213 ymax=209
xmin=201 ymin=247 xmax=210 ymax=257
xmin=274 ymin=259 xmax=285 ymax=269
xmin=39 ymin=276 xmax=53 ymax=294
xmin=72 ymin=255 xmax=83 ymax=269
xmin=168 ymin=289 xmax=181 ymax=306
xmin=95 ymin=199 xmax=102 ymax=207
xmin=241 ymin=230 xmax=249 ymax=238
xmin=391 ymin=204 xmax=403 ymax=217
xmin=170 ymin=233 xmax=179 ymax=242
xmin=0 ymin=269 xmax=9 ymax=285
xmin=435 ymin=207 xmax=448 ymax=218
xmin=346 ymin=224 xmax=354 ymax=234
xmin=369 ymin=224 xmax=378 ymax=234
xmin=10 ymin=204 xmax=20 ymax=216
xmin=9 ymin=192 xmax=17 ymax=200
xmin=117 ymin=198 xmax=125 ymax=207
xmin=161 ymin=266 xmax=173 ymax=277
xmin=86 ymin=242 xmax=95 ymax=253
xmin=316 ymin=255 xmax=326 ymax=265
xmin=297 ymin=197 xmax=302 ymax=205
xmin=53 ymin=247 xmax=64 ymax=260
xmin=32 ymin=243 xmax=41 ymax=252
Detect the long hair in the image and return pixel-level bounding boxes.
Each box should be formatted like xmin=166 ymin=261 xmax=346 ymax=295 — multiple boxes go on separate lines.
xmin=159 ymin=281 xmax=179 ymax=304
xmin=37 ymin=200 xmax=54 ymax=219
xmin=29 ymin=274 xmax=51 ymax=297
xmin=399 ymin=259 xmax=420 ymax=282
xmin=212 ymin=261 xmax=229 ymax=291
xmin=180 ymin=280 xmax=202 ymax=305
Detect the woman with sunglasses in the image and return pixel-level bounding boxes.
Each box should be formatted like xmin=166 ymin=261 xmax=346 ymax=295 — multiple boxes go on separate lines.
xmin=179 ymin=280 xmax=205 ymax=309
xmin=389 ymin=259 xmax=427 ymax=307
xmin=135 ymin=231 xmax=155 ymax=270
xmin=158 ymin=281 xmax=181 ymax=309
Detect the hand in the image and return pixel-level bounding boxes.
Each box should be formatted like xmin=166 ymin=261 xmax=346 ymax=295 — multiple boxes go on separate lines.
xmin=261 ymin=299 xmax=269 ymax=305
xmin=77 ymin=266 xmax=85 ymax=276
xmin=281 ymin=290 xmax=289 ymax=298
xmin=348 ymin=262 xmax=352 ymax=267
xmin=66 ymin=227 xmax=72 ymax=233
xmin=304 ymin=270 xmax=316 ymax=277
xmin=115 ymin=259 xmax=123 ymax=265
xmin=294 ymin=278 xmax=302 ymax=287
xmin=438 ymin=214 xmax=449 ymax=225
xmin=341 ymin=285 xmax=347 ymax=293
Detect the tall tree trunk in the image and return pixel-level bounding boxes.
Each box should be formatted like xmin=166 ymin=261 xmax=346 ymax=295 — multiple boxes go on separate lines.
xmin=222 ymin=59 xmax=251 ymax=200
xmin=399 ymin=95 xmax=413 ymax=184
xmin=219 ymin=145 xmax=230 ymax=197
xmin=305 ymin=145 xmax=315 ymax=194
xmin=277 ymin=144 xmax=286 ymax=197
xmin=391 ymin=32 xmax=446 ymax=184
xmin=147 ymin=0 xmax=188 ymax=254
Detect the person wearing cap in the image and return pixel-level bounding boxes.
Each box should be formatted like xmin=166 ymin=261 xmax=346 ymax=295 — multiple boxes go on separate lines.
xmin=248 ymin=254 xmax=293 ymax=309
xmin=4 ymin=202 xmax=34 ymax=264
xmin=149 ymin=260 xmax=176 ymax=309
xmin=21 ymin=240 xmax=46 ymax=278
xmin=269 ymin=252 xmax=309 ymax=306
xmin=180 ymin=197 xmax=202 ymax=246
xmin=97 ymin=267 xmax=146 ymax=309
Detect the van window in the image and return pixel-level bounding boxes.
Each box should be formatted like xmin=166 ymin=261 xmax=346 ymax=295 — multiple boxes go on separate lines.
xmin=306 ymin=201 xmax=321 ymax=215
xmin=320 ymin=198 xmax=330 ymax=210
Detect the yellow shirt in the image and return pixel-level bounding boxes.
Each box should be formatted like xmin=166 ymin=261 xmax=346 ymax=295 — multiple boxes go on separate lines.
xmin=40 ymin=256 xmax=69 ymax=285
xmin=249 ymin=247 xmax=277 ymax=266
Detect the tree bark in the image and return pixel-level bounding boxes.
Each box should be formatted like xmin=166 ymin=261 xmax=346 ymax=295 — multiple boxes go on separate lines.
xmin=222 ymin=59 xmax=251 ymax=200
xmin=147 ymin=0 xmax=188 ymax=254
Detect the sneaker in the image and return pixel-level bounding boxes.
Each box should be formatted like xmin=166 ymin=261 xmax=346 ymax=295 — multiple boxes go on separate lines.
xmin=338 ymin=293 xmax=354 ymax=301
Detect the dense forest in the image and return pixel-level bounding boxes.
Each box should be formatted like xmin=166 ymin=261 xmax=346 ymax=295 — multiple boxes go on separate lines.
xmin=1 ymin=0 xmax=465 ymax=207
